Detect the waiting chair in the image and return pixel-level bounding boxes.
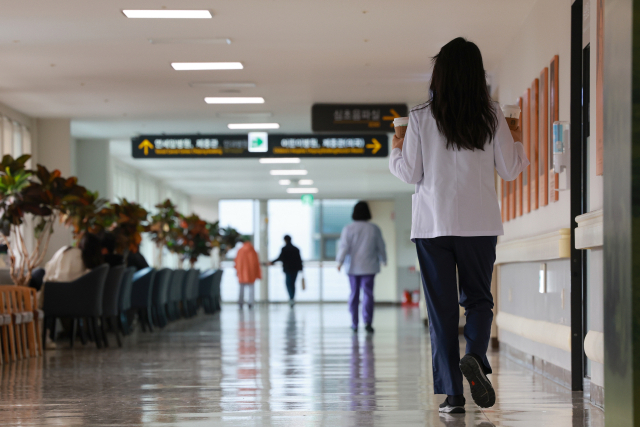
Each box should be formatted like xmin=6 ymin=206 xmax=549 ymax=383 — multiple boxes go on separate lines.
xmin=130 ymin=267 xmax=156 ymax=332
xmin=150 ymin=268 xmax=172 ymax=328
xmin=211 ymin=270 xmax=223 ymax=312
xmin=182 ymin=269 xmax=200 ymax=318
xmin=118 ymin=267 xmax=136 ymax=335
xmin=198 ymin=270 xmax=216 ymax=314
xmin=101 ymin=265 xmax=126 ymax=347
xmin=167 ymin=269 xmax=185 ymax=321
xmin=42 ymin=264 xmax=110 ymax=349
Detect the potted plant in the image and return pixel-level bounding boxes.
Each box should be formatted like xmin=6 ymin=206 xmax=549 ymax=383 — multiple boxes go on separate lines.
xmin=147 ymin=199 xmax=179 ymax=267
xmin=108 ymin=199 xmax=148 ymax=256
xmin=176 ymin=214 xmax=211 ymax=268
xmin=0 ymin=155 xmax=86 ymax=286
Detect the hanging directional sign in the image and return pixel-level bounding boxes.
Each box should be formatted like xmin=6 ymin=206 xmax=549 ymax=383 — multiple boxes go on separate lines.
xmin=311 ymin=103 xmax=408 ymax=132
xmin=131 ymin=133 xmax=388 ymax=159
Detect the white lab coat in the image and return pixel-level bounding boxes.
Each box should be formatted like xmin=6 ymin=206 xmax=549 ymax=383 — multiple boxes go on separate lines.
xmin=389 ymin=102 xmax=529 ymax=240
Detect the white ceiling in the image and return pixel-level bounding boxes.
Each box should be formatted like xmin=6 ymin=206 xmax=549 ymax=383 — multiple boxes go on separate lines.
xmin=1 ymin=0 xmax=535 ymax=200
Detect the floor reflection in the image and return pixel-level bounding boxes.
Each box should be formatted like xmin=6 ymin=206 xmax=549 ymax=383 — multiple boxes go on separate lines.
xmin=0 ymin=304 xmax=604 ymax=426
xmin=349 ymin=333 xmax=375 ymax=411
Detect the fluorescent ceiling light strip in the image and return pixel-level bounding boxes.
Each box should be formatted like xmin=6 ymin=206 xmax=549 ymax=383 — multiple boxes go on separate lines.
xmin=298 ymin=180 xmax=314 ymax=185
xmin=150 ymin=38 xmax=230 ymax=45
xmin=260 ymin=158 xmax=300 ymax=164
xmin=270 ymin=170 xmax=308 ymax=176
xmin=123 ymin=10 xmax=212 ymax=19
xmin=172 ymin=62 xmax=243 ymax=71
xmin=228 ymin=123 xmax=279 ymax=130
xmin=190 ymin=82 xmax=255 ymax=88
xmin=287 ymin=188 xmax=319 ymax=194
xmin=279 ymin=180 xmax=292 ymax=185
xmin=205 ymin=97 xmax=264 ymax=104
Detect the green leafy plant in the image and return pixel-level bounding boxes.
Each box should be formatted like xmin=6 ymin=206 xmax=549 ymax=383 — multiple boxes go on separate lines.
xmin=147 ymin=199 xmax=180 ymax=267
xmin=0 ymin=156 xmax=88 ymax=286
xmin=175 ymin=214 xmax=211 ymax=268
xmin=109 ymin=199 xmax=148 ymax=255
xmin=61 ymin=190 xmax=109 ymax=240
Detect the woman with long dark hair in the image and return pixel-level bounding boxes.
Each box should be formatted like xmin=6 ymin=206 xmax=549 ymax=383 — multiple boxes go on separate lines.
xmin=389 ymin=38 xmax=528 ymax=413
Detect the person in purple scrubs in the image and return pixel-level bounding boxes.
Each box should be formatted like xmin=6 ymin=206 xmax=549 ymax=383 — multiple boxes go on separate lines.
xmin=337 ymin=201 xmax=387 ymax=334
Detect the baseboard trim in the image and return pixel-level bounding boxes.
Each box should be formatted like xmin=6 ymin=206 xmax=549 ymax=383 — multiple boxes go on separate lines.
xmin=590 ymin=382 xmax=605 ymax=409
xmin=503 ymin=343 xmax=571 ymax=389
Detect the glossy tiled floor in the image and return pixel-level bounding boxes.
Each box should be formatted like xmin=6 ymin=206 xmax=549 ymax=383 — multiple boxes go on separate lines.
xmin=0 ymin=304 xmax=604 ymax=426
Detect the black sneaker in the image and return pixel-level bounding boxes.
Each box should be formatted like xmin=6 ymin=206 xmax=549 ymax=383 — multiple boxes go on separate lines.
xmin=459 ymin=353 xmax=496 ymax=408
xmin=365 ymin=324 xmax=374 ymax=334
xmin=351 ymin=326 xmax=358 ymax=333
xmin=438 ymin=396 xmax=465 ymax=413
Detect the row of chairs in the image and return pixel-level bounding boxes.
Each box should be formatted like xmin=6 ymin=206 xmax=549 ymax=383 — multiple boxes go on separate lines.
xmin=0 ymin=286 xmax=43 ymax=364
xmin=129 ymin=267 xmax=223 ymax=331
xmin=41 ymin=265 xmax=223 ymax=350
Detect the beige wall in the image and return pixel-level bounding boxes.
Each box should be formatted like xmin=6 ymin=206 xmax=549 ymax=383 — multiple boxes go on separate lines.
xmin=495 ymin=0 xmax=573 ymax=241
xmin=369 ymin=200 xmax=397 ymax=303
xmin=35 ymin=119 xmax=75 ymax=263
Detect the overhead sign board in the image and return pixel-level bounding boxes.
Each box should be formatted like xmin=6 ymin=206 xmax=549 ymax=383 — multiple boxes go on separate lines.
xmin=131 ymin=133 xmax=388 ymax=159
xmin=311 ymin=103 xmax=408 ymax=132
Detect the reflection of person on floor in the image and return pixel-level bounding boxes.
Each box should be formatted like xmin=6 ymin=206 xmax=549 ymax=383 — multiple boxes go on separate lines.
xmin=269 ymin=235 xmax=303 ymax=307
xmin=336 ymin=201 xmax=387 ymax=334
xmin=349 ymin=333 xmax=375 ymax=410
xmin=234 ymin=237 xmax=261 ymax=309
xmin=388 ymin=38 xmax=528 ymax=413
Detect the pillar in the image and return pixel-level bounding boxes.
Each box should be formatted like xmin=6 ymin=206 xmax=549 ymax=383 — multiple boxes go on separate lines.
xmin=603 ymin=0 xmax=640 ymax=424
xmin=258 ymin=200 xmax=269 ymax=302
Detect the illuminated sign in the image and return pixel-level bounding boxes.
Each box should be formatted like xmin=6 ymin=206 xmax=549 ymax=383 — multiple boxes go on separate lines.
xmin=312 ymin=103 xmax=408 ymax=132
xmin=131 ymin=134 xmax=388 ymax=158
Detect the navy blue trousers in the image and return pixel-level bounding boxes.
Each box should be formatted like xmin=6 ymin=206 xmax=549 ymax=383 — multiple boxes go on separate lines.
xmin=415 ymin=236 xmax=497 ymax=396
xmin=285 ymin=271 xmax=298 ymax=300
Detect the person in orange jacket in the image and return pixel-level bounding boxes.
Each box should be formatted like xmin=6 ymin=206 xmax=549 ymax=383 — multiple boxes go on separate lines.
xmin=234 ymin=236 xmax=262 ymax=309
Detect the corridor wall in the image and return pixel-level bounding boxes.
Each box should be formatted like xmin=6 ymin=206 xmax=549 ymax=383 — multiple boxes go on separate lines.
xmin=494 ymin=0 xmax=580 ymax=391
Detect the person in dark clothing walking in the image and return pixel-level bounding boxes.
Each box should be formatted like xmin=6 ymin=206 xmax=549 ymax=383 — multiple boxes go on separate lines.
xmin=270 ymin=235 xmax=303 ymax=307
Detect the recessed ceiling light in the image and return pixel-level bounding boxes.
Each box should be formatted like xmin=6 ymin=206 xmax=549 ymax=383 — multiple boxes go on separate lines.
xmin=228 ymin=123 xmax=279 ymax=130
xmin=270 ymin=170 xmax=308 ymax=176
xmin=205 ymin=97 xmax=264 ymax=104
xmin=287 ymin=188 xmax=319 ymax=194
xmin=150 ymin=38 xmax=230 ymax=45
xmin=172 ymin=62 xmax=243 ymax=71
xmin=216 ymin=112 xmax=272 ymax=119
xmin=122 ymin=10 xmax=213 ymax=19
xmin=259 ymin=158 xmax=300 ymax=164
xmin=279 ymin=180 xmax=292 ymax=185
xmin=299 ymin=179 xmax=314 ymax=185
xmin=190 ymin=82 xmax=255 ymax=88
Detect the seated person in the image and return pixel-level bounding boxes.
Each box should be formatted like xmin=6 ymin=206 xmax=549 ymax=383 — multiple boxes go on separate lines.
xmin=101 ymin=232 xmax=124 ymax=267
xmin=38 ymin=233 xmax=104 ymax=348
xmin=127 ymin=250 xmax=149 ymax=271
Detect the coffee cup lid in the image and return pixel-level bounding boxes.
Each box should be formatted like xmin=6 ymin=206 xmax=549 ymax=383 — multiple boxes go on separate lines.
xmin=394 ymin=117 xmax=409 ymax=126
xmin=501 ymin=104 xmax=521 ymax=118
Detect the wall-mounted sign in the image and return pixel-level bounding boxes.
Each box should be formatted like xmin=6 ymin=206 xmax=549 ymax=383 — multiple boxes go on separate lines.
xmin=311 ymin=103 xmax=408 ymax=132
xmin=131 ymin=133 xmax=388 ymax=159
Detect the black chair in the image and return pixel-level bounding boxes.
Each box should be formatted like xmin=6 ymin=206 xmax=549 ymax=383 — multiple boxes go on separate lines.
xmin=118 ymin=267 xmax=136 ymax=335
xmin=150 ymin=268 xmax=172 ymax=328
xmin=182 ymin=269 xmax=200 ymax=318
xmin=211 ymin=270 xmax=223 ymax=312
xmin=42 ymin=264 xmax=110 ymax=349
xmin=199 ymin=270 xmax=220 ymax=314
xmin=101 ymin=265 xmax=126 ymax=348
xmin=167 ymin=269 xmax=185 ymax=321
xmin=130 ymin=267 xmax=156 ymax=332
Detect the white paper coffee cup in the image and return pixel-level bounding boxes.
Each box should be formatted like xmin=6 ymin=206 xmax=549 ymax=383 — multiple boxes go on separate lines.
xmin=393 ymin=117 xmax=409 ymax=127
xmin=501 ymin=105 xmax=521 ymax=131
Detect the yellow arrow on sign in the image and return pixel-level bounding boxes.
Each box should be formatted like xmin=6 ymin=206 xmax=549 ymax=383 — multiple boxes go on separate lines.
xmin=138 ymin=139 xmax=154 ymax=155
xmin=366 ymin=138 xmax=382 ymax=154
xmin=382 ymin=108 xmax=401 ymax=127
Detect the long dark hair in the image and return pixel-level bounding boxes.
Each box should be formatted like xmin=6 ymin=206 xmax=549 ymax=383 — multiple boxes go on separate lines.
xmin=79 ymin=233 xmax=104 ymax=269
xmin=428 ymin=37 xmax=498 ymax=151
